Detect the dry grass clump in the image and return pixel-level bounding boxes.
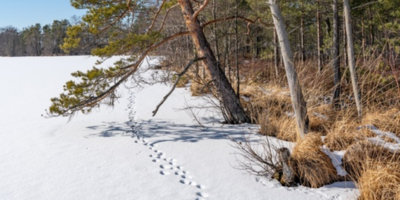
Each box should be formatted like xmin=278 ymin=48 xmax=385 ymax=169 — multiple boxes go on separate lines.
xmin=257 ymin=110 xmax=278 ymax=137
xmin=364 ymin=108 xmax=400 ymax=137
xmin=291 ymin=134 xmax=339 ymax=188
xmin=258 ymin=112 xmax=298 ymax=142
xmin=342 ymin=141 xmax=400 ymax=181
xmin=241 ymin=85 xmax=299 ymax=141
xmin=357 ymin=163 xmax=400 ymax=200
xmin=324 ymin=118 xmax=364 ymax=151
xmin=308 ymin=105 xmax=336 ymax=134
xmin=358 ymin=127 xmax=377 ymax=137
xmin=274 ymin=116 xmax=298 ymax=141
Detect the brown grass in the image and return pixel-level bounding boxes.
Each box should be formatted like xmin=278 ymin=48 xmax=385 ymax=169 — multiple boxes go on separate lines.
xmin=308 ymin=105 xmax=336 ymax=134
xmin=359 ymin=128 xmax=377 ymax=137
xmin=291 ymin=134 xmax=339 ymax=188
xmin=190 ymin=80 xmax=211 ymax=96
xmin=241 ymin=85 xmax=298 ymax=141
xmin=381 ymin=135 xmax=397 ymax=143
xmin=342 ymin=141 xmax=400 ymax=181
xmin=357 ymin=162 xmax=400 ymax=200
xmin=324 ymin=117 xmax=364 ymax=151
xmin=364 ymin=108 xmax=400 ymax=137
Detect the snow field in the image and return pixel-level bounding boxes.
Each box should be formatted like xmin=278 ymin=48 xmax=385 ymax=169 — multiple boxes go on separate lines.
xmin=0 ymin=56 xmax=358 ymax=200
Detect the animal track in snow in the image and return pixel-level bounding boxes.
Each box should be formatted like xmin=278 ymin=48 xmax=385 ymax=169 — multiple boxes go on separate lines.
xmin=196 ymin=192 xmax=209 ymax=198
xmin=126 ymin=89 xmax=210 ymax=199
xmin=160 ymin=171 xmax=171 ymax=175
xmin=181 ymin=175 xmax=192 ymax=179
xmin=180 ymin=179 xmax=190 ymax=185
xmin=160 ymin=165 xmax=173 ymax=170
xmin=197 ymin=185 xmax=206 ymax=189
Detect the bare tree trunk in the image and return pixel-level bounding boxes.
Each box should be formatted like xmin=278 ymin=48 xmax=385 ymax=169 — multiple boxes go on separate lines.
xmin=317 ymin=0 xmax=323 ymax=73
xmin=361 ymin=19 xmax=366 ymax=64
xmin=274 ymin=28 xmax=280 ymax=78
xmin=343 ymin=15 xmax=348 ymax=69
xmin=178 ymin=0 xmax=250 ymax=123
xmin=235 ymin=0 xmax=240 ymax=98
xmin=269 ymin=0 xmax=309 ymax=138
xmin=332 ymin=0 xmax=341 ymax=109
xmin=300 ymin=14 xmax=305 ymax=64
xmin=343 ymin=0 xmax=362 ymax=119
xmin=212 ymin=0 xmax=220 ymax=64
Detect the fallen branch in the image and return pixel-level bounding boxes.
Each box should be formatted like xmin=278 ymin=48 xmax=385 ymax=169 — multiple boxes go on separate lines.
xmin=152 ymin=57 xmax=206 ymax=116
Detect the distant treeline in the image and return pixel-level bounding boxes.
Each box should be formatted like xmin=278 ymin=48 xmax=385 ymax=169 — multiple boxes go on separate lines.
xmin=0 ymin=18 xmax=99 ymax=56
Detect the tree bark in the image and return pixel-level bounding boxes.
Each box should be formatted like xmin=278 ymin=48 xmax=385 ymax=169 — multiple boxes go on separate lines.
xmin=317 ymin=0 xmax=323 ymax=73
xmin=269 ymin=0 xmax=309 ymax=138
xmin=278 ymin=148 xmax=295 ymax=186
xmin=343 ymin=0 xmax=362 ymax=119
xmin=332 ymin=0 xmax=341 ymax=109
xmin=300 ymin=14 xmax=305 ymax=63
xmin=274 ymin=28 xmax=280 ymax=78
xmin=235 ymin=0 xmax=240 ymax=98
xmin=178 ymin=0 xmax=250 ymax=123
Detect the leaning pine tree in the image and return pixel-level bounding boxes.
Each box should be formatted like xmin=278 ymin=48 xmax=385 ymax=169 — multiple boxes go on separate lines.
xmin=48 ymin=0 xmax=250 ymax=124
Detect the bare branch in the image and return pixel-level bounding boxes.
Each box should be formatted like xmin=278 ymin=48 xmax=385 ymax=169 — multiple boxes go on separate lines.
xmin=146 ymin=0 xmax=167 ymax=33
xmin=152 ymin=57 xmax=206 ymax=116
xmin=352 ymin=1 xmax=378 ymax=10
xmin=193 ymin=0 xmax=210 ymax=19
xmin=158 ymin=3 xmax=179 ymax=32
xmin=201 ymin=16 xmax=273 ymax=34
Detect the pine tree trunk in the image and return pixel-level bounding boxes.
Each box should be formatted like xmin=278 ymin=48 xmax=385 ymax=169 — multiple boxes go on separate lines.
xmin=300 ymin=14 xmax=305 ymax=63
xmin=274 ymin=28 xmax=280 ymax=78
xmin=343 ymin=0 xmax=362 ymax=119
xmin=332 ymin=0 xmax=341 ymax=109
xmin=269 ymin=0 xmax=309 ymax=138
xmin=178 ymin=0 xmax=250 ymax=123
xmin=317 ymin=0 xmax=323 ymax=73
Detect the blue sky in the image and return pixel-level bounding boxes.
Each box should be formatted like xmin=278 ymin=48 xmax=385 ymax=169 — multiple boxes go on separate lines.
xmin=0 ymin=0 xmax=87 ymax=30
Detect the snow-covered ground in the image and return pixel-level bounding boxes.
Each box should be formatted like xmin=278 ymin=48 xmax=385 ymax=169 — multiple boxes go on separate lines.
xmin=0 ymin=56 xmax=358 ymax=200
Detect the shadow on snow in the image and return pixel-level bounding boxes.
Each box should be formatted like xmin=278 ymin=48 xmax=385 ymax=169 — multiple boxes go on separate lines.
xmin=85 ymin=119 xmax=259 ymax=144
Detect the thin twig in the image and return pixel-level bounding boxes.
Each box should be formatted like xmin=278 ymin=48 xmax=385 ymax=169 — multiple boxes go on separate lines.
xmin=152 ymin=57 xmax=206 ymax=116
xmin=146 ymin=0 xmax=167 ymax=33
xmin=158 ymin=3 xmax=179 ymax=32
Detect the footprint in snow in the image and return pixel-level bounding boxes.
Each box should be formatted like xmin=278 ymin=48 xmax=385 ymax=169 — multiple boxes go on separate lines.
xmin=180 ymin=179 xmax=190 ymax=185
xmin=160 ymin=171 xmax=171 ymax=175
xmin=181 ymin=175 xmax=192 ymax=179
xmin=197 ymin=185 xmax=206 ymax=189
xmin=152 ymin=159 xmax=160 ymax=163
xmin=175 ymin=171 xmax=189 ymax=176
xmin=196 ymin=192 xmax=209 ymax=198
xmin=150 ymin=144 xmax=157 ymax=148
xmin=160 ymin=165 xmax=173 ymax=170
